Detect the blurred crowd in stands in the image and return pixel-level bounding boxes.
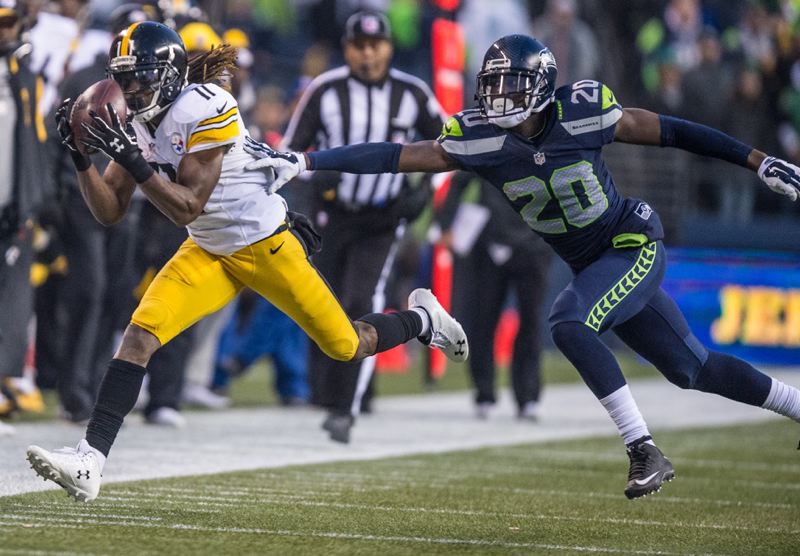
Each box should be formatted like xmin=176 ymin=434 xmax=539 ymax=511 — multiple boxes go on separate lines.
xmin=1 ymin=0 xmax=797 ymax=435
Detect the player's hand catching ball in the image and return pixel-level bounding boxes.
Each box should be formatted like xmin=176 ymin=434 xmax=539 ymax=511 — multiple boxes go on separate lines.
xmin=243 ymin=136 xmax=307 ymax=194
xmin=81 ymin=103 xmax=154 ymax=184
xmin=55 ymin=98 xmax=91 ymax=171
xmin=758 ymin=156 xmax=800 ymax=201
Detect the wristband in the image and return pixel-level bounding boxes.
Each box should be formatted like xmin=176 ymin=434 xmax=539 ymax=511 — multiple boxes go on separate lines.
xmin=70 ymin=150 xmax=92 ymax=172
xmin=125 ymin=154 xmax=155 ymax=184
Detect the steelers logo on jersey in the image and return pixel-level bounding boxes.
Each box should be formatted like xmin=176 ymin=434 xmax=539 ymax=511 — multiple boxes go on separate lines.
xmin=171 ymin=133 xmax=185 ymax=155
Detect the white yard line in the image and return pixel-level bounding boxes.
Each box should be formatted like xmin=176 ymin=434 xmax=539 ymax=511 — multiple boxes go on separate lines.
xmin=0 ymin=519 xmax=725 ymax=555
xmin=2 ymin=374 xmax=799 ymax=498
xmin=15 ymin=494 xmax=793 ymax=535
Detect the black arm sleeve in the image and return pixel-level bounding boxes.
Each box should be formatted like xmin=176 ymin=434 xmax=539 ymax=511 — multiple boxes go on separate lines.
xmin=659 ymin=114 xmax=752 ymax=167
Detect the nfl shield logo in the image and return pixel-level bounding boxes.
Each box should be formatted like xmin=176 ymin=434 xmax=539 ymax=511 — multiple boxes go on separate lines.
xmin=534 ymin=151 xmax=546 ymax=165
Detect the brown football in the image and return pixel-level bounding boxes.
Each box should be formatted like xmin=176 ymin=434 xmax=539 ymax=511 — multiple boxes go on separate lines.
xmin=69 ymin=79 xmax=128 ymax=155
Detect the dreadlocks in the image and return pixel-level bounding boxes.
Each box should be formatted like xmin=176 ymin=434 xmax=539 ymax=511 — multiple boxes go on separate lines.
xmin=187 ymin=44 xmax=238 ymax=88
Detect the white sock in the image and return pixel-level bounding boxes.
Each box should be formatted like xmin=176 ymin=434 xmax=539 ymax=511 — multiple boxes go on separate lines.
xmin=411 ymin=307 xmax=431 ymax=336
xmin=599 ymin=385 xmax=653 ymax=446
xmin=79 ymin=438 xmax=106 ymax=473
xmin=762 ymin=379 xmax=800 ymax=423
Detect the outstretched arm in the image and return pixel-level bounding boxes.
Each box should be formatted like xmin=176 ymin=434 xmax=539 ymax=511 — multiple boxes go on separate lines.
xmin=614 ymin=107 xmax=800 ymax=200
xmin=244 ymin=137 xmax=459 ymax=193
xmin=304 ymin=140 xmax=458 ymax=173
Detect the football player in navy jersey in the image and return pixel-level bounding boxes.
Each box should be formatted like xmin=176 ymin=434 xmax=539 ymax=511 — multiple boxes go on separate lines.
xmin=245 ymin=34 xmax=800 ymax=499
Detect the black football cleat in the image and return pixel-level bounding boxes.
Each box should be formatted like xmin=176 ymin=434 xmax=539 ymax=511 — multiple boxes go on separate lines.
xmin=624 ymin=436 xmax=675 ymax=500
xmin=322 ymin=413 xmax=354 ymax=444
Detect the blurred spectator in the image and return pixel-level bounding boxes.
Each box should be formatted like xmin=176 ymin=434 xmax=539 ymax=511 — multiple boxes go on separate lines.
xmin=680 ymin=27 xmax=734 ymax=218
xmin=717 ymin=65 xmax=774 ymax=222
xmin=644 ymin=51 xmax=684 ymax=115
xmin=438 ymin=172 xmax=551 ymax=420
xmin=532 ymin=0 xmax=599 ymax=87
xmin=24 ymin=0 xmax=86 ymax=113
xmin=636 ymin=0 xmax=719 ymax=93
xmin=661 ymin=0 xmax=712 ymax=70
xmin=680 ymin=27 xmax=732 ymax=126
xmin=0 ymin=0 xmax=54 ymax=432
xmin=739 ymin=2 xmax=778 ymax=75
xmin=281 ymin=10 xmax=444 ymax=443
xmin=211 ymin=292 xmax=310 ymax=406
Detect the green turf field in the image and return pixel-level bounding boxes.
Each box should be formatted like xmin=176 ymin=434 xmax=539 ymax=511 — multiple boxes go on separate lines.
xmin=2 ymin=420 xmax=797 ymax=555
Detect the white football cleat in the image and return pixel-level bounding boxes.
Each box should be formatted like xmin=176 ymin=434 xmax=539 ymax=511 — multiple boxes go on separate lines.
xmin=26 ymin=440 xmax=102 ymax=502
xmin=408 ymin=288 xmax=469 ymax=362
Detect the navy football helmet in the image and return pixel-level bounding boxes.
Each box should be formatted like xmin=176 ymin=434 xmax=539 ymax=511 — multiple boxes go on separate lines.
xmin=476 ymin=35 xmax=557 ymax=128
xmin=108 ymin=21 xmax=188 ymax=122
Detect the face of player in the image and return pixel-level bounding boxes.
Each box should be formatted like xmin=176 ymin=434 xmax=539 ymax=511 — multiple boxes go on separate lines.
xmin=344 ymin=37 xmax=393 ymax=84
xmin=0 ymin=15 xmax=21 ymax=55
xmin=112 ymin=67 xmax=161 ymax=113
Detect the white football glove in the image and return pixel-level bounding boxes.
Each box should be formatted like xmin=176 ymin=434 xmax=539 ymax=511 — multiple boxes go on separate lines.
xmin=758 ymin=156 xmax=800 ymax=202
xmin=244 ymin=136 xmax=307 ymax=194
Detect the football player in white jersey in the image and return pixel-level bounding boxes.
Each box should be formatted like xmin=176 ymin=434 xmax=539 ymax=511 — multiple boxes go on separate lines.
xmin=25 ymin=21 xmax=469 ymax=502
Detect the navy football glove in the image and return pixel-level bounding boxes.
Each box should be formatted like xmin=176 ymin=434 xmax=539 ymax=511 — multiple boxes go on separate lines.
xmin=758 ymin=156 xmax=800 ymax=201
xmin=81 ymin=103 xmax=154 ymax=183
xmin=55 ymin=98 xmax=91 ymax=171
xmin=243 ymin=135 xmax=307 ymax=194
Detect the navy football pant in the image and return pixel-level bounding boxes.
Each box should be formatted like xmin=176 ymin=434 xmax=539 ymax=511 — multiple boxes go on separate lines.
xmin=550 ymin=241 xmax=772 ymax=405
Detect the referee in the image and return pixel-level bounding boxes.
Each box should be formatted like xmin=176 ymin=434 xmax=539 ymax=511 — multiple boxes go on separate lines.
xmin=282 ymin=11 xmax=445 ymax=443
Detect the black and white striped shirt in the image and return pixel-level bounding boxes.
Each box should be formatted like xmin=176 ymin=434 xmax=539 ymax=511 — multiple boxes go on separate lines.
xmin=282 ymin=66 xmax=445 ymax=211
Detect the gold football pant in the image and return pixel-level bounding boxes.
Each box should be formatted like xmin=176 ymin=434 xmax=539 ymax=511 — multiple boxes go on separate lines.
xmin=130 ymin=229 xmax=359 ymax=361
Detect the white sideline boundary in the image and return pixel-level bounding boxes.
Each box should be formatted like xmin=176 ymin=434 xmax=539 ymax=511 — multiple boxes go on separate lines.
xmin=2 ymin=373 xmax=799 ymax=498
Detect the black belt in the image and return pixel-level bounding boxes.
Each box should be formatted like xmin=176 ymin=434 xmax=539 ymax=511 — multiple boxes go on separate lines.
xmin=267 ymin=220 xmax=290 ymax=238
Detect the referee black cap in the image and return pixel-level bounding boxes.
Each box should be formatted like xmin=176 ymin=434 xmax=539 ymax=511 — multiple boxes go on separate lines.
xmin=344 ymin=11 xmax=391 ymax=42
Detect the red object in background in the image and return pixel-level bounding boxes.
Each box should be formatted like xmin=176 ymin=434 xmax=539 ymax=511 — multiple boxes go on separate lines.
xmin=431 ymin=18 xmax=464 ymax=116
xmin=429 ymin=245 xmax=453 ymax=379
xmin=263 ymin=130 xmax=283 ymax=149
xmin=375 ymin=343 xmax=409 ymax=374
xmin=494 ymin=309 xmax=520 ymax=368
xmin=431 ymin=0 xmax=461 ymax=11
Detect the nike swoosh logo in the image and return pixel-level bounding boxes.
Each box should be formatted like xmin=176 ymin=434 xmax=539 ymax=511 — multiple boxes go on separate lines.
xmin=443 ymin=124 xmax=452 ymax=133
xmin=633 ymin=471 xmax=660 ymax=486
xmin=270 ymin=242 xmax=285 ymax=255
xmin=216 ymin=102 xmax=228 ymax=115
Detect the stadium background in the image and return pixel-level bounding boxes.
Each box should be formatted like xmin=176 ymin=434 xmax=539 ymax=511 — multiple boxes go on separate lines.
xmin=1 ymin=1 xmax=799 ymax=554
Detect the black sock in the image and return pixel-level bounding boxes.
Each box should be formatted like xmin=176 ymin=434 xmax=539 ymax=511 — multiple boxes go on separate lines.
xmin=85 ymin=358 xmax=147 ymax=457
xmin=357 ymin=310 xmax=423 ymax=353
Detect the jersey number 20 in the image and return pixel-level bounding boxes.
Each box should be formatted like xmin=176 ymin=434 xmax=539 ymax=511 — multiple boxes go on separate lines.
xmin=503 ymin=161 xmax=608 ymax=234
